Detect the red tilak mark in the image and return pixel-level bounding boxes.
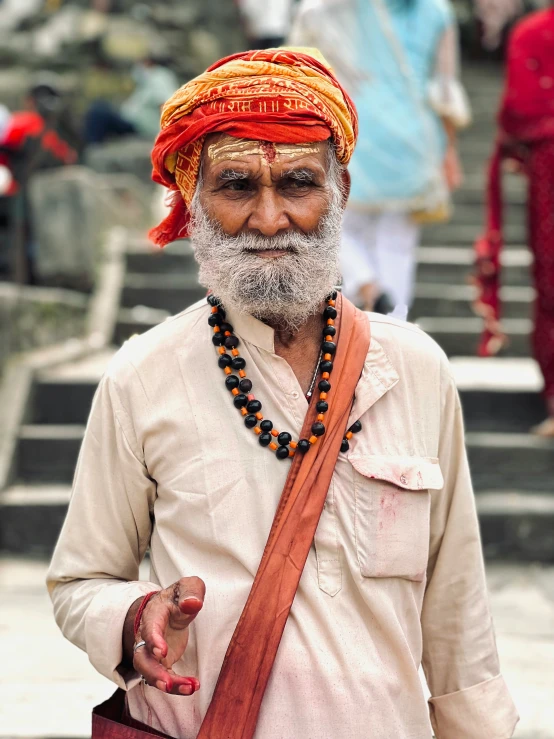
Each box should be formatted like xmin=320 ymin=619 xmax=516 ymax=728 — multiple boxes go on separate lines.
xmin=261 ymin=141 xmax=277 ymax=164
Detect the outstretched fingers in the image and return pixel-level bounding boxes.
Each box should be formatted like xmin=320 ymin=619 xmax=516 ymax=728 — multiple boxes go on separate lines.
xmin=133 ymin=647 xmax=200 ymax=696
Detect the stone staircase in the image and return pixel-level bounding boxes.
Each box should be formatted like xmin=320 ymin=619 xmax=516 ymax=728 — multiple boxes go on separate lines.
xmin=1 ymin=62 xmax=553 ymax=561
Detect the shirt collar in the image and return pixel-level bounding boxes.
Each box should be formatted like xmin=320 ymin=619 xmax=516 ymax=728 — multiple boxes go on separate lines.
xmin=224 ymin=305 xmax=275 ymax=353
xmin=348 ymin=335 xmax=400 ymax=427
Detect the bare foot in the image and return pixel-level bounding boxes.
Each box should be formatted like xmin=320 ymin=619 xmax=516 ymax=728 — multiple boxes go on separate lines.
xmin=531 ymin=417 xmax=554 ymax=438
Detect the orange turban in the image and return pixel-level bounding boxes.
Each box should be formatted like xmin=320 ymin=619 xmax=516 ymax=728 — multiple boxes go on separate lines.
xmin=149 ymin=48 xmax=358 ymax=247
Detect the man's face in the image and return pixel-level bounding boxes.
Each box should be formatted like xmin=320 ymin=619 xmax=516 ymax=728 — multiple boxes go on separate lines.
xmin=190 ymin=134 xmax=345 ymax=331
xmin=198 ymin=134 xmax=334 ymax=239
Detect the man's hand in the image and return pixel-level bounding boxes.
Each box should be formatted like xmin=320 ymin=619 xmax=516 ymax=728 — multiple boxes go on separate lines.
xmin=123 ymin=577 xmax=205 ymax=696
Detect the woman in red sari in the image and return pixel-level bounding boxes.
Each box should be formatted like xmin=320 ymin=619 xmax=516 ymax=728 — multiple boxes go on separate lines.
xmin=475 ymin=3 xmax=554 ymax=436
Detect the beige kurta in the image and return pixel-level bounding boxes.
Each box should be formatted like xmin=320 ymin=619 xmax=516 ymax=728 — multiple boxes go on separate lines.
xmin=47 ymin=299 xmax=518 ymax=739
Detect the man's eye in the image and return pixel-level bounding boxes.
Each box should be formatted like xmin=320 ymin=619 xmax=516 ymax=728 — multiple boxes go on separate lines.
xmin=223 ymin=180 xmax=250 ymax=191
xmin=284 ymin=178 xmax=312 ymax=189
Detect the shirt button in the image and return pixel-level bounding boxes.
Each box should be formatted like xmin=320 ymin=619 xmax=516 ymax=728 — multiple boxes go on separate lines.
xmin=291 ymin=391 xmax=300 ymax=399
xmin=400 ymin=474 xmax=407 ymax=485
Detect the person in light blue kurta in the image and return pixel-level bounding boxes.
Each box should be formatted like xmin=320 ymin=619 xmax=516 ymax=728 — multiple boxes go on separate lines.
xmin=290 ymin=0 xmax=471 ymax=317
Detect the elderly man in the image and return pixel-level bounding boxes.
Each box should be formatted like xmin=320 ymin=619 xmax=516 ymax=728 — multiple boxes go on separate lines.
xmin=48 ymin=50 xmax=517 ymax=739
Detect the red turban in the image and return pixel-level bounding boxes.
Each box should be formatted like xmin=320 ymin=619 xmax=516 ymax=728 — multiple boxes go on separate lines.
xmin=149 ymin=48 xmax=358 ymax=247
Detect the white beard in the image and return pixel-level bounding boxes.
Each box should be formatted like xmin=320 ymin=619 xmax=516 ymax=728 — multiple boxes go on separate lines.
xmin=189 ymin=196 xmax=343 ymax=333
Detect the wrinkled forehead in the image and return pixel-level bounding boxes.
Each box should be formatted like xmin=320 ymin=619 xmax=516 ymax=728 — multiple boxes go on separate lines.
xmin=202 ymin=133 xmax=326 ymax=167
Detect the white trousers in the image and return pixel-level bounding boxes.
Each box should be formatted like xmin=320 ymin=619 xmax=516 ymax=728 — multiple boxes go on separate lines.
xmin=340 ymin=209 xmax=420 ymax=319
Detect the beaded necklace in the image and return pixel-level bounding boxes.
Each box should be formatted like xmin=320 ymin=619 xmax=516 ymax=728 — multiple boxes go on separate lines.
xmin=207 ymin=293 xmax=362 ymax=460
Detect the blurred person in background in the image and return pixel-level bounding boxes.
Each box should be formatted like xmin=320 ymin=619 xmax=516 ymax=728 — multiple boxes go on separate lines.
xmin=290 ymin=0 xmax=471 ymax=318
xmin=474 ymin=2 xmax=554 ymax=436
xmin=84 ymin=56 xmax=179 ymax=145
xmin=238 ymin=0 xmax=294 ymax=48
xmin=0 ymin=80 xmax=77 ymax=281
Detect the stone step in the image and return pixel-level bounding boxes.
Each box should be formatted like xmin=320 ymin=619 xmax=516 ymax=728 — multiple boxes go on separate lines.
xmin=423 ymin=222 xmax=526 ymax=246
xmin=412 ymin=284 xmax=533 ymax=320
xmin=114 ymin=305 xmax=169 ymax=345
xmin=467 ymin=432 xmax=554 ymax=493
xmin=415 ymin=246 xmax=531 ymax=287
xmin=121 ymin=272 xmax=205 ymax=315
xmin=125 ymin=241 xmax=197 ymax=275
xmin=16 ymin=425 xmax=84 ymax=484
xmin=31 ymin=350 xmax=115 ymax=425
xmin=417 ymin=316 xmax=531 ymax=357
xmin=0 ymin=485 xmax=70 ymax=557
xmin=477 ymin=492 xmax=554 ymax=561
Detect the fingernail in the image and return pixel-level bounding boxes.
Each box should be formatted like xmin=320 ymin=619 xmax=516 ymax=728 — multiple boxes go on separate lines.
xmin=156 ymin=681 xmax=167 ymax=692
xmin=153 ymin=648 xmax=161 ymax=659
xmin=179 ymin=684 xmax=193 ymax=696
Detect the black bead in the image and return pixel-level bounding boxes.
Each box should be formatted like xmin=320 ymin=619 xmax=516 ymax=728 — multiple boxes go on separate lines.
xmin=212 ymin=333 xmax=223 ymax=346
xmin=207 ymin=294 xmax=218 ymax=306
xmin=322 ymin=325 xmax=336 ymax=338
xmin=324 ymin=306 xmax=337 ymax=320
xmin=277 ymin=432 xmax=292 ymax=446
xmin=318 ymin=379 xmax=331 ymax=393
xmin=322 ymin=341 xmax=336 ymax=355
xmin=224 ymin=335 xmax=239 ymax=349
xmin=350 ymin=420 xmax=362 ymax=434
xmin=311 ymin=422 xmax=325 ymax=437
xmin=297 ymin=439 xmax=311 ymax=453
xmin=320 ymin=360 xmax=333 ymax=374
xmin=208 ymin=314 xmax=220 ymax=328
xmin=231 ymin=357 xmax=246 ymax=370
xmin=260 ymin=419 xmax=273 ymax=432
xmin=276 ymin=446 xmax=290 ymax=460
xmin=244 ymin=414 xmax=257 ymax=428
xmin=340 ymin=438 xmax=350 ymax=453
xmin=316 ymin=400 xmax=328 ymax=413
xmin=329 ymin=290 xmax=338 ymax=300
xmin=225 ymin=375 xmax=239 ymax=391
xmin=218 ymin=354 xmax=232 ymax=368
xmin=217 ymin=306 xmax=226 ymax=319
xmin=259 ymin=433 xmax=272 ymax=447
xmin=233 ymin=393 xmax=248 ymax=409
xmin=246 ymin=399 xmax=262 ymax=414
xmin=239 ymin=378 xmax=253 ymax=393
xmin=220 ymin=322 xmax=234 ymax=334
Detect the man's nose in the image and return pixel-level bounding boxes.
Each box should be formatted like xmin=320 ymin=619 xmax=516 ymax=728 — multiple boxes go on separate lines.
xmin=247 ymin=188 xmax=290 ymax=236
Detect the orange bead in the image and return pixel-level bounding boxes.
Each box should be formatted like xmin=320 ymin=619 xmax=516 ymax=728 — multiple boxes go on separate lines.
xmin=269 ymin=442 xmax=278 ymax=451
xmin=271 ymin=429 xmax=279 ymax=437
xmin=328 ymin=300 xmax=336 ymax=307
xmin=224 ymin=331 xmax=231 ymax=337
xmin=327 ymin=318 xmax=334 ymax=325
xmin=255 ymin=412 xmax=264 ymax=420
xmin=290 ymin=440 xmax=298 ymax=449
xmin=289 ymin=450 xmax=295 ymax=457
xmin=224 ymin=366 xmax=232 ymax=375
xmin=309 ymin=435 xmax=318 ymax=445
xmin=254 ymin=427 xmax=262 ymax=435
xmin=218 ymin=347 xmax=226 ymax=355
xmin=239 ymin=370 xmax=246 ymax=378
xmin=211 ymin=306 xmax=219 ymax=314
xmin=317 ymin=413 xmax=325 ymax=421
xmin=241 ymin=407 xmax=248 ymax=416
xmin=213 ymin=326 xmax=220 ymax=333
xmin=231 ymin=388 xmax=239 ymax=396
xmin=320 ymin=392 xmax=327 ymax=400
xmin=322 ymin=372 xmax=330 ymax=379
xmin=346 ymin=431 xmax=353 ymax=440
xmin=232 ymin=349 xmax=240 ymax=357
xmin=324 ymin=353 xmax=332 ymax=361
xmin=325 ymin=335 xmax=333 ymax=342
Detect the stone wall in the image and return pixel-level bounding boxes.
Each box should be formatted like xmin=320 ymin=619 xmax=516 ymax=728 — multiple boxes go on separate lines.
xmin=0 ymin=283 xmax=87 ymax=375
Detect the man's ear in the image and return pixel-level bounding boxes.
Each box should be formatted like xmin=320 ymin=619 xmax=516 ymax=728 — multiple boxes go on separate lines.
xmin=340 ymin=168 xmax=351 ymax=208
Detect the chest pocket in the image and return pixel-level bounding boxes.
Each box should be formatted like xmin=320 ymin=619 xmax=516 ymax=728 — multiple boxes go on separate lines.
xmin=350 ymin=455 xmax=444 ymax=582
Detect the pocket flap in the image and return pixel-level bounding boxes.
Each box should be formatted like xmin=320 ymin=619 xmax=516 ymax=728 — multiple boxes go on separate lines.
xmin=348 ymin=454 xmax=444 ymax=491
